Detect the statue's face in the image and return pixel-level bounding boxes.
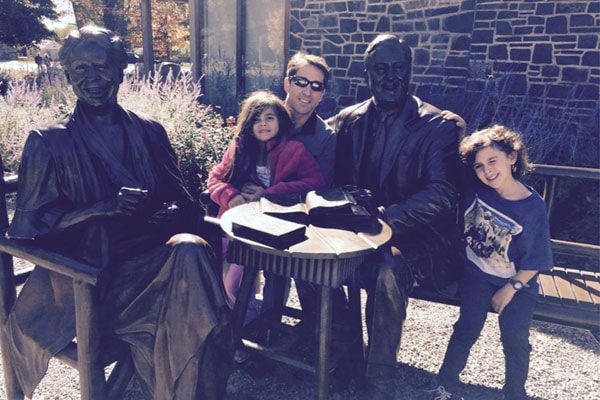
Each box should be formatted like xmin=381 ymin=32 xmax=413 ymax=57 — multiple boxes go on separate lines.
xmin=65 ymin=41 xmax=122 ymax=107
xmin=364 ymin=41 xmax=411 ymax=107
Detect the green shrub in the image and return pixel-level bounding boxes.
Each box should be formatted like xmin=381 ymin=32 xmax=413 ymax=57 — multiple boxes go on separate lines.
xmin=118 ymin=74 xmax=234 ymax=198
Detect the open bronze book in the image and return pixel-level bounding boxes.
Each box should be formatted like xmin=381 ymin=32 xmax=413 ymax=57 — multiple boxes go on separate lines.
xmin=260 ymin=187 xmax=382 ymax=234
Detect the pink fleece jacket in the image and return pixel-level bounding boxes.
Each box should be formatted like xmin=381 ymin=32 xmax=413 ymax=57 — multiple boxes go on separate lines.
xmin=207 ymin=137 xmax=325 ymax=216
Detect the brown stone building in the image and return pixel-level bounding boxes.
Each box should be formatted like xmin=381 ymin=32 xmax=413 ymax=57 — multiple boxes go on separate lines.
xmin=199 ymin=0 xmax=597 ymax=164
xmin=289 ymin=0 xmax=598 ymax=117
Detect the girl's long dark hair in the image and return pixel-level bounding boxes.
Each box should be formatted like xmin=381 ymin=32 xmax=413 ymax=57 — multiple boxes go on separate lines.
xmin=226 ymin=90 xmax=293 ymax=187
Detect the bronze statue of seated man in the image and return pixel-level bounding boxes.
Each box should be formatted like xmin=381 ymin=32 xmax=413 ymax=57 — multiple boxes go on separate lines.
xmin=328 ymin=34 xmax=463 ymax=400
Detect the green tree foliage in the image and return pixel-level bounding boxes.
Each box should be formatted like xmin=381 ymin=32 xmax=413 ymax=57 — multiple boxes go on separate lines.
xmin=0 ymin=0 xmax=57 ymax=46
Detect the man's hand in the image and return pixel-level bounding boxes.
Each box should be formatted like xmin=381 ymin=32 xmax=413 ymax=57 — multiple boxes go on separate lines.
xmin=111 ymin=187 xmax=149 ymax=217
xmin=240 ymin=183 xmax=265 ymax=202
xmin=440 ymin=110 xmax=467 ymax=137
xmin=491 ymin=284 xmax=517 ymax=315
xmin=228 ymin=194 xmax=246 ymax=209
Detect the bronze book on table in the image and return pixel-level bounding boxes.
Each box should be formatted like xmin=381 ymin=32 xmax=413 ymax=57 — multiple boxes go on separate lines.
xmin=231 ymin=213 xmax=307 ymax=249
xmin=260 ymin=188 xmax=382 ymax=234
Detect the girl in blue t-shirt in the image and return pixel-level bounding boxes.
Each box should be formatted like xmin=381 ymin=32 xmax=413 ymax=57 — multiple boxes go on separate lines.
xmin=430 ymin=125 xmax=553 ymax=400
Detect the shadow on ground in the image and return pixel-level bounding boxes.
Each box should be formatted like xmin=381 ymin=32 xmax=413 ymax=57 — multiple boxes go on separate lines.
xmin=531 ymin=320 xmax=600 ymax=352
xmin=222 ymin=359 xmax=512 ymax=400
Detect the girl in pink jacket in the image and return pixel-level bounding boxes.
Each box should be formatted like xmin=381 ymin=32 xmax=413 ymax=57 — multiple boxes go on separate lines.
xmin=207 ymin=90 xmax=325 ymax=307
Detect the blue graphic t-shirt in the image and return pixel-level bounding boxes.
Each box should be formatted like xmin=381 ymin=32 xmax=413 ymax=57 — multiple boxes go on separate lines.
xmin=463 ymin=183 xmax=553 ymax=293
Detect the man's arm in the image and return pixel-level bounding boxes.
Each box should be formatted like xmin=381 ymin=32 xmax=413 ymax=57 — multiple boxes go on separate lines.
xmin=53 ymin=187 xmax=148 ymax=230
xmin=384 ymin=119 xmax=461 ymax=235
xmin=265 ymin=143 xmax=325 ymax=195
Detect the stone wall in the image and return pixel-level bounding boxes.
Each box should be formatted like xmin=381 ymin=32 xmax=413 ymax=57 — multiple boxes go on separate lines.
xmin=289 ymin=0 xmax=599 ymax=120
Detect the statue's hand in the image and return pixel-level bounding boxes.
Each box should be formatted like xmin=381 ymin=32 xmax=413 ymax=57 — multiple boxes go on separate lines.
xmin=111 ymin=187 xmax=149 ymax=217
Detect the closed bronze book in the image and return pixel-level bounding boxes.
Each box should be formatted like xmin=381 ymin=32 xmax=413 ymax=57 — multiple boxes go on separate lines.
xmin=232 ymin=213 xmax=307 ymax=249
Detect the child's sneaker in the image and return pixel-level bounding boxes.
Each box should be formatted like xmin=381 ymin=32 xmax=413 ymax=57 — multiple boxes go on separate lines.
xmin=427 ymin=385 xmax=464 ymax=400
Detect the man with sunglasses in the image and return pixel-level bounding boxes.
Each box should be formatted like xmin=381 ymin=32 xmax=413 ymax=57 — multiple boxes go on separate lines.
xmin=328 ymin=34 xmax=463 ymax=400
xmin=283 ymin=52 xmax=336 ymax=186
xmin=256 ymin=52 xmax=350 ymax=325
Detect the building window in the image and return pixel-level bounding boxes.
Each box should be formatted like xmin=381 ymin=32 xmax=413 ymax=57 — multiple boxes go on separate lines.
xmin=203 ymin=0 xmax=289 ymax=115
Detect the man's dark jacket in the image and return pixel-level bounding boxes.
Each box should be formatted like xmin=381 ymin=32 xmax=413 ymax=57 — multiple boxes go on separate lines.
xmin=328 ymin=96 xmax=462 ymax=288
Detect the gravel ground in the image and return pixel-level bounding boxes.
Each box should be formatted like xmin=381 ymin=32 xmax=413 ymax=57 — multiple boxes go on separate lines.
xmin=0 ymin=286 xmax=598 ymax=400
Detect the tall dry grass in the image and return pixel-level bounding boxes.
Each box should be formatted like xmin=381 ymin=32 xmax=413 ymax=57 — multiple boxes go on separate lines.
xmin=0 ymin=70 xmax=233 ymax=199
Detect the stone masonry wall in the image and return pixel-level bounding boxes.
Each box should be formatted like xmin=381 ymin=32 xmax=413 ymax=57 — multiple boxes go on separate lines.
xmin=289 ymin=0 xmax=599 ymax=120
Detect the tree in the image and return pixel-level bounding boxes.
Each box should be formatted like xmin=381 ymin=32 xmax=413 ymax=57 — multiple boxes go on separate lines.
xmin=70 ymin=0 xmax=127 ymax=41
xmin=125 ymin=0 xmax=189 ymax=60
xmin=69 ymin=0 xmax=188 ymax=58
xmin=102 ymin=0 xmax=128 ymax=41
xmin=0 ymin=0 xmax=57 ymax=46
xmin=70 ymin=0 xmax=104 ymax=28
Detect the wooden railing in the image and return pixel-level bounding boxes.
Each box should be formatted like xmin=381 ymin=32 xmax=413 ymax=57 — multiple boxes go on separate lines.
xmin=529 ymin=164 xmax=600 ymax=262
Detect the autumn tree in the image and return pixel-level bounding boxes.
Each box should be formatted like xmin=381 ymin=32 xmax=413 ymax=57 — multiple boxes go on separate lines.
xmin=68 ymin=0 xmax=189 ymax=58
xmin=125 ymin=0 xmax=189 ymax=60
xmin=102 ymin=0 xmax=128 ymax=39
xmin=0 ymin=0 xmax=57 ymax=46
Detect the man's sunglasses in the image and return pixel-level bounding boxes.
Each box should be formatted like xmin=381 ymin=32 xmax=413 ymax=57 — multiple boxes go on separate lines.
xmin=289 ymin=75 xmax=325 ymax=92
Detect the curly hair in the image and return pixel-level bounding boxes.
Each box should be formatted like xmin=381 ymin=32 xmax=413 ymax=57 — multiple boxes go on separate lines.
xmin=59 ymin=25 xmax=128 ymax=72
xmin=226 ymin=90 xmax=292 ymax=187
xmin=459 ymin=124 xmax=532 ymax=178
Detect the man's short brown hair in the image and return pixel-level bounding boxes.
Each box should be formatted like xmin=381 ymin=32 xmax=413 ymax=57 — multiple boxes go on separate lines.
xmin=286 ymin=51 xmax=330 ymax=86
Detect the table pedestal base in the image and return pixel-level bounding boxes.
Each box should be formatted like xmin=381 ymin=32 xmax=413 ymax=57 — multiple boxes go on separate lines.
xmin=228 ymin=243 xmax=365 ymax=400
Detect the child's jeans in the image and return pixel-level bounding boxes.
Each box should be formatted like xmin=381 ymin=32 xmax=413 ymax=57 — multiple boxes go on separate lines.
xmin=438 ymin=271 xmax=537 ymax=400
